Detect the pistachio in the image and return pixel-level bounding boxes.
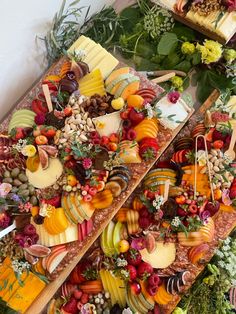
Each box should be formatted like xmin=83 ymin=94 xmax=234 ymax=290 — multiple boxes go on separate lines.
xmin=211 ymin=156 xmax=217 ymax=163
xmin=70 ymin=123 xmax=77 ymax=130
xmin=64 ymin=124 xmax=70 ymax=133
xmin=211 ymin=149 xmax=218 ymax=156
xmin=87 ymin=118 xmax=93 ymax=127
xmin=213 ymin=166 xmax=220 ymax=172
xmin=80 ymin=134 xmax=88 ymax=142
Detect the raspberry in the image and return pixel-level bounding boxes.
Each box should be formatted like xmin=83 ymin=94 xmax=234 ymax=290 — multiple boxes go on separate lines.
xmin=127 ymin=129 xmax=137 ymax=141
xmin=148 ymin=273 xmax=160 ymax=287
xmin=146 ymin=284 xmax=158 ymax=296
xmin=138 ymin=216 xmax=152 ymax=229
xmin=23 ymin=224 xmax=36 ymax=236
xmin=73 ymin=289 xmax=83 ymax=299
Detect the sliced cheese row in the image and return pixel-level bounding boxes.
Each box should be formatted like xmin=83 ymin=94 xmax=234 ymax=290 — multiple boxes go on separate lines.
xmin=68 ymin=35 xmax=119 ymax=78
xmin=186 ymin=10 xmax=236 ymax=41
xmin=33 ymin=221 xmax=78 ymax=247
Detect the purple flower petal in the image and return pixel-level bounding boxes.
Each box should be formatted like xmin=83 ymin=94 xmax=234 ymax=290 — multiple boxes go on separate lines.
xmin=131 ymin=237 xmax=147 ymax=250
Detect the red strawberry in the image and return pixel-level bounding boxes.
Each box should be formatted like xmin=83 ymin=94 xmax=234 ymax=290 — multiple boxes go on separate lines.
xmin=31 ymin=99 xmax=48 ymax=114
xmin=62 ymin=297 xmax=77 ymax=314
xmin=80 ymin=293 xmax=89 ymax=304
xmin=40 ymin=126 xmax=57 ymax=138
xmin=69 ymin=262 xmax=90 ymax=284
xmin=10 ymin=127 xmax=27 ymax=140
xmin=137 ymin=261 xmax=153 ymax=280
xmin=126 ymin=264 xmax=137 ymax=281
xmin=43 ymin=195 xmax=61 ymax=207
xmin=126 ymin=249 xmax=142 ymax=266
xmin=148 ymin=273 xmax=160 ymax=287
xmin=129 ymin=108 xmax=145 ymax=126
xmin=229 ymin=188 xmax=236 ymax=199
xmin=139 ymin=146 xmax=158 ymax=161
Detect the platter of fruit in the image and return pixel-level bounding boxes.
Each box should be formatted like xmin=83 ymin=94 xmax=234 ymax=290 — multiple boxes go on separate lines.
xmin=42 ymin=89 xmax=236 ymax=314
xmin=0 ymin=34 xmax=195 ymax=313
xmin=153 ymin=0 xmax=236 ymax=43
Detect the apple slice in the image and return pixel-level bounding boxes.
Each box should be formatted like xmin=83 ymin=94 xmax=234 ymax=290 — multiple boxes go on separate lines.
xmin=113 ymin=222 xmax=123 ymax=253
xmin=47 ymin=250 xmax=68 ymax=273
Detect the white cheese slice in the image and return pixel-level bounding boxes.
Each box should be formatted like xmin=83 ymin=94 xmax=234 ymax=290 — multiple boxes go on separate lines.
xmin=84 ymin=44 xmax=103 ymax=64
xmin=152 ymin=0 xmax=176 ymax=11
xmin=94 ymin=54 xmax=119 ymax=78
xmin=92 ymin=111 xmax=122 ymax=137
xmin=26 ymin=158 xmax=63 ymax=189
xmin=216 ymin=11 xmax=236 ymax=40
xmin=155 ymin=95 xmax=189 ymax=130
xmin=88 ymin=49 xmax=108 ymax=69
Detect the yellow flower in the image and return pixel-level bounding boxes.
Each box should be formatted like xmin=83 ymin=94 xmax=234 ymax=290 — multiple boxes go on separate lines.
xmin=21 ymin=145 xmax=36 ymax=157
xmin=171 ymin=76 xmax=183 ymax=89
xmin=197 ymin=40 xmax=222 ymax=64
xmin=181 ymin=42 xmax=195 ymax=55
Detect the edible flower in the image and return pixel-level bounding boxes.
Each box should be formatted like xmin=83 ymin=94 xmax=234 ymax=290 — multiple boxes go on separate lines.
xmin=196 ymin=150 xmax=207 ymax=166
xmin=171 ymin=76 xmax=183 ymax=92
xmin=21 ymin=144 xmax=37 ymax=157
xmin=196 ymin=40 xmax=222 ymax=64
xmin=131 ymin=237 xmax=147 ymax=250
xmin=167 ymin=91 xmax=180 ymax=104
xmin=223 ymin=0 xmax=236 ymax=12
xmin=0 ymin=183 xmax=12 ymax=197
xmin=223 ymin=49 xmax=236 ymax=63
xmin=18 ymin=202 xmax=32 ymax=213
xmin=82 ymin=158 xmax=93 ymax=169
xmin=181 ymin=42 xmax=195 ymax=55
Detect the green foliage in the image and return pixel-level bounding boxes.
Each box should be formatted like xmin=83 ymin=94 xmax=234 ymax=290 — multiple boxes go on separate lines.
xmin=196 ymin=70 xmax=236 ymax=103
xmin=157 ymin=33 xmax=178 ymax=55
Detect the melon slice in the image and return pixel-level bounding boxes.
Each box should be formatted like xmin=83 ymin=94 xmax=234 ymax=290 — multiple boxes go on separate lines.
xmin=105 ymin=67 xmax=130 ymax=86
xmin=106 ymin=73 xmax=134 ymax=95
xmin=115 ymin=77 xmax=140 ymax=100
xmin=140 ymin=242 xmax=176 ymax=269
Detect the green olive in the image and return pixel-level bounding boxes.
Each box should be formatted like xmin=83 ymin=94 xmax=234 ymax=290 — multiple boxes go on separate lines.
xmin=11 ymin=168 xmax=20 ymax=178
xmin=30 ymin=196 xmax=38 ymax=206
xmin=18 ymin=184 xmax=28 ymax=191
xmin=18 ymin=174 xmax=28 ymax=183
xmin=3 ymin=170 xmax=11 ymax=178
xmin=2 ymin=177 xmax=13 ymax=184
xmin=28 ymin=185 xmax=35 ymax=195
xmin=18 ymin=190 xmax=30 ymax=197
xmin=13 ymin=179 xmax=23 ymax=186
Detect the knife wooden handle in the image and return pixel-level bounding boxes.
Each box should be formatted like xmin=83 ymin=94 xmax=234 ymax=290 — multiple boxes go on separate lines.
xmin=152 ymin=70 xmax=186 ymax=77
xmin=151 ymin=72 xmax=176 ymax=83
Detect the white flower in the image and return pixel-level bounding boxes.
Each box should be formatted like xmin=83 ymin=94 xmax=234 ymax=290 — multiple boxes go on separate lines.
xmin=116 ymin=258 xmax=128 ymax=267
xmin=197 ymin=150 xmax=207 ymax=166
xmin=122 ymin=308 xmax=133 ymax=314
xmin=145 ymin=103 xmax=154 ymax=119
xmin=171 ymin=216 xmax=181 ymax=227
xmin=153 ymin=195 xmax=164 ymax=210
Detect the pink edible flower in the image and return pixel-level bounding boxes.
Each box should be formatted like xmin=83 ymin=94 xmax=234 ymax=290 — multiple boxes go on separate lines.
xmin=131 ymin=237 xmax=147 ymax=250
xmin=82 ymin=158 xmax=92 ymax=169
xmin=0 ymin=183 xmax=12 ymax=197
xmin=223 ymin=0 xmax=236 ymax=11
xmin=18 ymin=202 xmax=32 ymax=213
xmin=34 ymin=113 xmax=46 ymax=125
xmin=167 ymin=91 xmax=180 ymax=104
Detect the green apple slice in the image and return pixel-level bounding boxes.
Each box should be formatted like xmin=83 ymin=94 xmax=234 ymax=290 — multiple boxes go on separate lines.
xmin=113 ymin=221 xmax=123 ymax=254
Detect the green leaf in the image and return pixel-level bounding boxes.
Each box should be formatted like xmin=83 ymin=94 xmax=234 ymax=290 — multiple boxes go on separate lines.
xmin=119 ymin=7 xmax=142 ymax=33
xmin=157 ymin=33 xmax=178 ymax=56
xmin=174 ymin=60 xmax=192 ymax=73
xmin=172 ymin=23 xmax=196 ymax=41
xmin=191 ymin=52 xmax=201 ymax=66
xmin=162 ymin=52 xmax=181 ymax=69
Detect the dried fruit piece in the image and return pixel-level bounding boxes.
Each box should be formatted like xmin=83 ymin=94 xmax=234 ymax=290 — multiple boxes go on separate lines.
xmin=26 ymin=154 xmax=40 ymax=172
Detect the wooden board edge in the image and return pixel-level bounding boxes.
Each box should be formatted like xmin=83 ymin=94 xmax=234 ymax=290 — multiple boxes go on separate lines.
xmin=172 ymin=13 xmax=228 ymax=45
xmin=24 ymin=108 xmax=195 ymax=314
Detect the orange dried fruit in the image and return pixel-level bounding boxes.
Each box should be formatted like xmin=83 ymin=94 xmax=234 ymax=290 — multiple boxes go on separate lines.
xmin=127 ymin=94 xmax=144 ymax=109
xmin=26 ymin=154 xmax=40 ymax=172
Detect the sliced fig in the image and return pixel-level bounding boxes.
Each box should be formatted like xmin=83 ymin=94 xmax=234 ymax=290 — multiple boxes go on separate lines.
xmin=109 ymin=174 xmax=128 ymax=191
xmin=38 ymin=146 xmax=49 ymax=169
xmin=105 ymin=181 xmax=122 ymax=197
xmin=145 ymin=232 xmax=156 ymax=253
xmin=173 ymin=276 xmax=179 ymax=294
xmin=24 ymin=244 xmax=51 ymax=257
xmin=78 ymin=61 xmax=89 ymax=76
xmin=40 ymin=145 xmax=58 ymax=158
xmin=166 ymin=277 xmax=173 ymax=294
xmin=177 ymin=270 xmax=190 ymax=286
xmin=24 ymin=251 xmax=39 ymax=265
xmin=70 ymin=60 xmax=84 ymax=80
